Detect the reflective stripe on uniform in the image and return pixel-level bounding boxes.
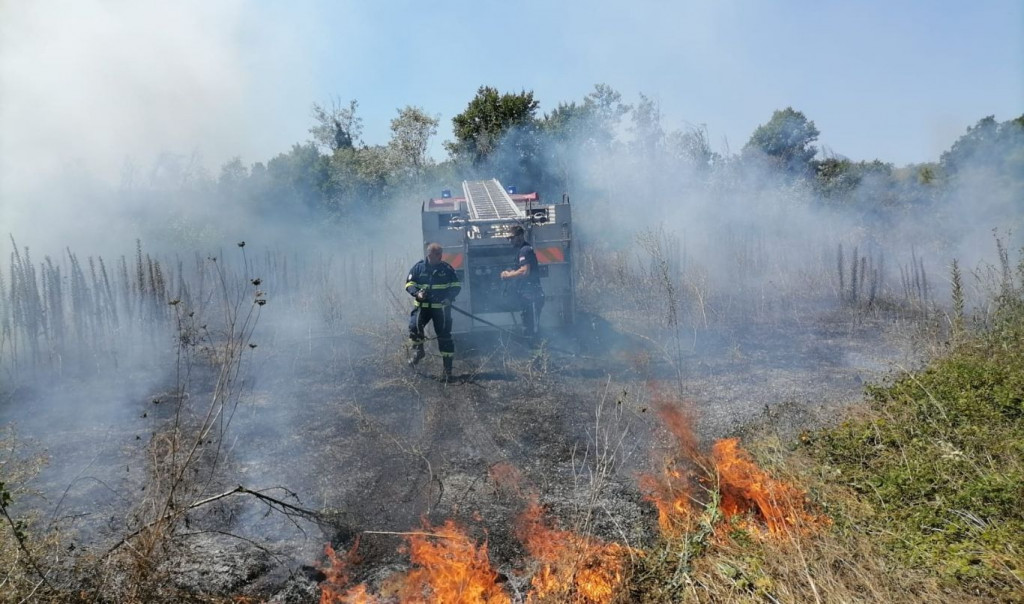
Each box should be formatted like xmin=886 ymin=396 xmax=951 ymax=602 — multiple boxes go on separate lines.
xmin=413 ymin=301 xmax=449 ymax=308
xmin=409 ymin=281 xmax=459 ymax=290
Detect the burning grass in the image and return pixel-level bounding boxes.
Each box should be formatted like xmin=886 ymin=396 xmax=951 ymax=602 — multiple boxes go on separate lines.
xmin=640 ymin=399 xmax=828 ymax=539
xmin=627 ymin=269 xmax=1024 ymax=602
xmin=317 ymin=504 xmax=639 ymax=604
xmin=629 ymin=396 xmax=845 ymax=602
xmin=712 ymin=437 xmax=827 ymax=535
xmin=398 ymin=520 xmax=510 ymax=604
xmin=319 ymin=539 xmax=369 ymax=603
xmin=316 ymin=392 xmax=834 ymax=604
xmin=317 ymin=470 xmax=640 ymax=604
xmin=319 ymin=520 xmax=509 ymax=604
xmin=515 ymin=498 xmax=636 ymax=604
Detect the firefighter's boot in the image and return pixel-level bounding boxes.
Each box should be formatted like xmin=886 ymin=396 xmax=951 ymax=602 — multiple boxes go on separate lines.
xmin=442 ymin=356 xmax=453 ymax=379
xmin=408 ymin=344 xmax=425 ymax=367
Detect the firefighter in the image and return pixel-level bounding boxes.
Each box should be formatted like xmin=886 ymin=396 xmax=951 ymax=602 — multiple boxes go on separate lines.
xmin=406 ymin=242 xmax=461 ymax=378
xmin=500 ymin=225 xmax=545 ymax=338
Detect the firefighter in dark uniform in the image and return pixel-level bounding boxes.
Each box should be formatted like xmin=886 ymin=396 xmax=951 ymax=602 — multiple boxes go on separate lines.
xmin=500 ymin=225 xmax=544 ymax=338
xmin=406 ymin=242 xmax=462 ymax=378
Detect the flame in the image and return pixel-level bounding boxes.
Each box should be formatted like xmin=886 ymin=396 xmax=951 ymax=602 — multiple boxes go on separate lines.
xmin=638 ymin=401 xmax=709 ymax=537
xmin=639 ymin=466 xmax=696 ymax=537
xmin=641 ymin=397 xmax=828 ymax=538
xmin=398 ymin=519 xmax=511 ymax=604
xmin=319 ymin=521 xmax=509 ymax=603
xmin=516 ymin=498 xmax=635 ymax=603
xmin=320 ymin=540 xmax=379 ymax=604
xmin=712 ymin=438 xmax=824 ymax=534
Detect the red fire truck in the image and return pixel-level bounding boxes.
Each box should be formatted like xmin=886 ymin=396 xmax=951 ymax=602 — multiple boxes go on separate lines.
xmin=420 ymin=179 xmax=574 ymax=333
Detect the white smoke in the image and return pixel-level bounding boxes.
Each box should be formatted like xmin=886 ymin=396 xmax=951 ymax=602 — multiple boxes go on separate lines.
xmin=0 ymin=0 xmax=316 ymax=254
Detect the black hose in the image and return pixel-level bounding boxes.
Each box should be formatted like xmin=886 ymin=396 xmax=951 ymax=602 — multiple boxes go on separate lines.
xmin=448 ymin=304 xmax=580 ymax=356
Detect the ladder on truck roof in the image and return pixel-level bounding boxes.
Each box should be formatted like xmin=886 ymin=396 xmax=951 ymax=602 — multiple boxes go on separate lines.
xmin=463 ymin=179 xmax=525 ymax=222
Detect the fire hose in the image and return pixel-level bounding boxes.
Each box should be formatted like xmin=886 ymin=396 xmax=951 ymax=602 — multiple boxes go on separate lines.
xmin=448 ymin=303 xmax=580 ymax=357
xmin=448 ymin=303 xmax=518 ymax=335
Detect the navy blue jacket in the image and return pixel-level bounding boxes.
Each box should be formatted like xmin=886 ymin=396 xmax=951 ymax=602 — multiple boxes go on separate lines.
xmin=406 ymin=259 xmax=461 ymax=308
xmin=515 ymin=243 xmax=542 ymax=290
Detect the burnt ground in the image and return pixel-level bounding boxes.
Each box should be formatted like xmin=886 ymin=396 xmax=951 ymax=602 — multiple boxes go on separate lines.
xmin=1 ymin=305 xmax=923 ymax=601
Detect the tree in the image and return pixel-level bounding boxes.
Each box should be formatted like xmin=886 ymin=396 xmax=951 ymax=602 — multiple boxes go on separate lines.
xmin=744 ymin=107 xmax=820 ymax=177
xmin=544 ymin=84 xmax=630 ymax=148
xmin=537 ymin=101 xmax=591 ymax=192
xmin=814 ymin=156 xmax=903 ymax=210
xmin=387 ymin=106 xmax=439 ymax=182
xmin=630 ymin=93 xmax=664 ymax=161
xmin=667 ymin=124 xmax=719 ymax=177
xmin=218 ymin=157 xmax=247 ymax=188
xmin=939 ymin=115 xmax=1024 ymax=239
xmin=583 ymin=84 xmax=631 ymax=147
xmin=310 ymin=98 xmax=363 ymax=153
xmin=940 ymin=114 xmax=1024 ymax=179
xmin=815 ymin=156 xmax=861 ymax=200
xmin=217 ymin=157 xmax=248 ymax=202
xmin=540 ymin=101 xmax=589 ymax=139
xmin=532 ymin=85 xmax=631 ymax=195
xmin=446 ymin=87 xmax=539 ymax=165
xmin=540 ymin=84 xmax=630 ymax=147
xmin=265 ymin=142 xmax=330 ymax=215
xmin=325 ymin=145 xmax=391 ymax=218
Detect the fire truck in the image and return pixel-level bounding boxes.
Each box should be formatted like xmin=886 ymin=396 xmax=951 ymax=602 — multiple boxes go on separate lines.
xmin=421 ymin=179 xmax=574 ymax=333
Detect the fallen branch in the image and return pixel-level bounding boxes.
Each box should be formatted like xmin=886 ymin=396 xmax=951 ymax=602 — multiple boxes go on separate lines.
xmin=102 ymin=484 xmax=322 ymax=559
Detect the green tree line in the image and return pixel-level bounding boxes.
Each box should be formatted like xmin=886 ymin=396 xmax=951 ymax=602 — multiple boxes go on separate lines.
xmin=195 ymin=85 xmax=1023 ymax=227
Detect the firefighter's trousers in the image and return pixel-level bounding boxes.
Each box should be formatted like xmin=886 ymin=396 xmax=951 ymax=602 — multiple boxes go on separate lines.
xmin=409 ymin=306 xmax=454 ymax=359
xmin=517 ymin=287 xmax=545 ymax=336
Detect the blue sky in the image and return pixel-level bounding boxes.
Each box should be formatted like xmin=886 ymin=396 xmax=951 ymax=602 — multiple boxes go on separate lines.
xmin=1 ymin=0 xmax=1021 ymax=186
xmin=294 ymin=0 xmax=1023 ymax=165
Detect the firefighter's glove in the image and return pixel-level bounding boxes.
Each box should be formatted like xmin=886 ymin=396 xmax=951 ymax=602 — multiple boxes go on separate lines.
xmin=415 ymin=290 xmax=428 ymax=302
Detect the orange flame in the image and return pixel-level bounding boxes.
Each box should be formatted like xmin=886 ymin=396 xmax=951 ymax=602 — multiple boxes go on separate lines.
xmin=641 ymin=396 xmax=828 ymax=538
xmin=638 ymin=401 xmax=708 ymax=537
xmin=398 ymin=519 xmax=511 ymax=604
xmin=712 ymin=438 xmax=825 ymax=534
xmin=516 ymin=498 xmax=635 ymax=603
xmin=639 ymin=466 xmax=696 ymax=537
xmin=318 ymin=521 xmax=509 ymax=603
xmin=320 ymin=540 xmax=379 ymax=604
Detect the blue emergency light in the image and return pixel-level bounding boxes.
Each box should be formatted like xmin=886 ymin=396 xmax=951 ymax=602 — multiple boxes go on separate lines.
xmin=441 ymin=189 xmax=452 ymax=198
xmin=505 ymin=185 xmax=517 ymax=194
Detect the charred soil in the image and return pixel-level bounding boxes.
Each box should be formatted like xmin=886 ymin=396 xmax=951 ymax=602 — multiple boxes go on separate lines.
xmin=1 ymin=307 xmax=917 ymax=601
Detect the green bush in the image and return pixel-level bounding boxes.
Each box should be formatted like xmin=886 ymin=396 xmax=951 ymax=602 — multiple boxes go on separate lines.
xmin=803 ymin=289 xmax=1024 ymax=595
